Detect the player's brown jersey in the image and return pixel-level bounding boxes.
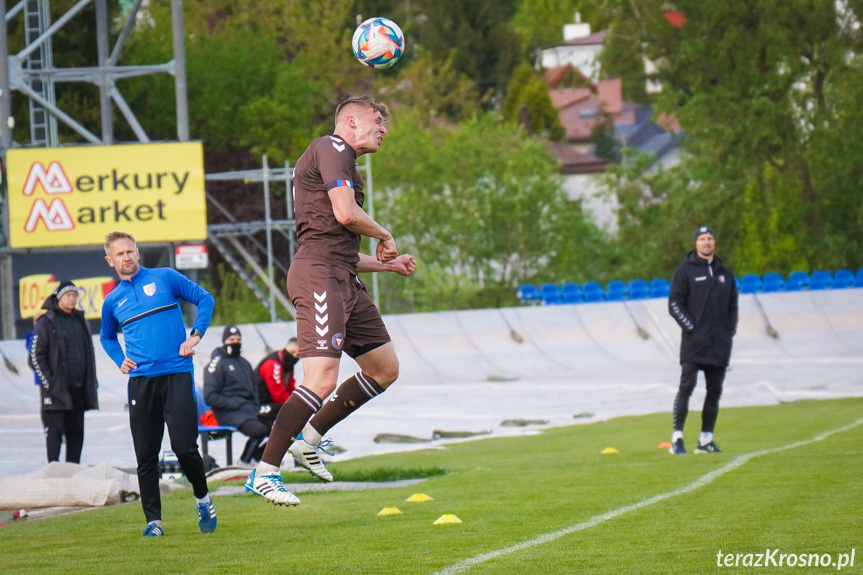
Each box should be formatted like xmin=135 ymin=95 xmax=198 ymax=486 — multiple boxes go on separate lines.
xmin=293 ymin=134 xmax=365 ymax=273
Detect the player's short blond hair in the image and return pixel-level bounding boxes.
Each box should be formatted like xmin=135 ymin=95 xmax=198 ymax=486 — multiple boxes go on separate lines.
xmin=104 ymin=231 xmax=136 ymax=255
xmin=335 ymin=96 xmax=390 ymax=127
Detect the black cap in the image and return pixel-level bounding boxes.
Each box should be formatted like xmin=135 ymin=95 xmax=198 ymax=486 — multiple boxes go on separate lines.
xmin=55 ymin=280 xmax=78 ymax=298
xmin=222 ymin=325 xmax=241 ymax=343
xmin=693 ymin=225 xmax=716 ymax=243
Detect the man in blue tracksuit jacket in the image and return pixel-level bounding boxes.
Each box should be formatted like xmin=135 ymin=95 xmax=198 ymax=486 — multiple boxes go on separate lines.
xmin=101 ymin=230 xmax=218 ymax=537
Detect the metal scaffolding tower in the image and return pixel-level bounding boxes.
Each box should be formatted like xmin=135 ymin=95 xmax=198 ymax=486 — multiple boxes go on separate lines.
xmin=0 ymin=0 xmax=190 ymax=148
xmin=23 ymin=0 xmax=58 ymax=146
xmin=205 ymin=158 xmax=297 ymax=322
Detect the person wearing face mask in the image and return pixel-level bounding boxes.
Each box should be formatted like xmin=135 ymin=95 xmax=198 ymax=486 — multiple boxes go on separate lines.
xmin=254 ymin=337 xmax=300 ymax=429
xmin=203 ymin=325 xmax=268 ymax=466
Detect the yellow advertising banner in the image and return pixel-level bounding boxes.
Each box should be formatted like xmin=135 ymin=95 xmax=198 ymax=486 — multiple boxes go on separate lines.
xmin=6 ymin=142 xmax=207 ymax=248
xmin=19 ymin=274 xmax=117 ymax=320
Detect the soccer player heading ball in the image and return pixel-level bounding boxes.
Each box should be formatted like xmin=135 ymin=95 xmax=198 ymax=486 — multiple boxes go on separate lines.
xmin=245 ymin=96 xmax=417 ymax=506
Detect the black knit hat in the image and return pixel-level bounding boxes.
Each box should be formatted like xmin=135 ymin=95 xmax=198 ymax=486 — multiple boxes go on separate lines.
xmin=54 ymin=280 xmax=78 ymax=298
xmin=222 ymin=325 xmax=241 ymax=343
xmin=693 ymin=225 xmax=716 ymax=243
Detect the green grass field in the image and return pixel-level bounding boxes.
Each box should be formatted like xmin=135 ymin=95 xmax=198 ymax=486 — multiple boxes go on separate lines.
xmin=2 ymin=398 xmax=861 ymax=575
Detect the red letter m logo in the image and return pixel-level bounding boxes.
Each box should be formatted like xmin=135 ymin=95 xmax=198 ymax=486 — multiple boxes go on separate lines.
xmin=23 ymin=161 xmax=73 ymax=196
xmin=25 ymin=199 xmax=75 ymax=232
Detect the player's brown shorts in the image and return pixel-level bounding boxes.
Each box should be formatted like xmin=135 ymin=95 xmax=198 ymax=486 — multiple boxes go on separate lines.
xmin=287 ymin=257 xmax=391 ymax=359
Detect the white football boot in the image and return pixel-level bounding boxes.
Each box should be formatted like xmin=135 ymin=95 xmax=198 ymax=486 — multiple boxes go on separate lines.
xmin=288 ymin=438 xmax=334 ymax=482
xmin=245 ymin=469 xmax=300 ymax=506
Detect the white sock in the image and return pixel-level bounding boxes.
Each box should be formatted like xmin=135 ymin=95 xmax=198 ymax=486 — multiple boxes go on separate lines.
xmin=195 ymin=493 xmax=211 ymax=505
xmin=255 ymin=462 xmax=280 ymax=476
xmin=301 ymin=423 xmax=322 ymax=446
xmin=672 ymin=430 xmax=683 ymax=442
xmin=699 ymin=432 xmax=713 ymax=445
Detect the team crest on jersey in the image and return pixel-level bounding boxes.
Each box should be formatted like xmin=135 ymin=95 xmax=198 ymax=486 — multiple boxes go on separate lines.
xmin=719 ymin=275 xmax=726 ymax=283
xmin=143 ymin=282 xmax=157 ymax=296
xmin=332 ymin=333 xmax=344 ymax=350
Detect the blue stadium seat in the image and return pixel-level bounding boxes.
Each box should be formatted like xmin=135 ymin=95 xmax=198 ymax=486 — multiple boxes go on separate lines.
xmin=833 ymin=269 xmax=854 ymax=289
xmin=561 ymin=282 xmax=583 ymax=304
xmin=540 ymin=283 xmax=563 ymax=305
xmin=788 ymin=271 xmax=810 ymax=289
xmin=195 ymin=387 xmax=236 ymax=466
xmin=856 ymin=269 xmax=863 ymax=288
xmin=650 ymin=278 xmax=670 ymax=298
xmin=517 ymin=284 xmax=541 ymax=304
xmin=811 ymin=270 xmax=833 ymax=289
xmin=582 ymin=281 xmax=605 ymax=302
xmin=629 ymin=279 xmax=650 ymax=300
xmin=605 ymin=280 xmax=629 ymax=301
xmin=785 ymin=279 xmax=805 ymax=292
xmin=761 ymin=272 xmax=785 ymax=293
xmin=809 ymin=271 xmax=832 ymax=291
xmin=740 ymin=274 xmax=762 ymax=294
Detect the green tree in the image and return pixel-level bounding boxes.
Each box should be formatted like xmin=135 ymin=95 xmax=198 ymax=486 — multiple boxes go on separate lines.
xmin=417 ymin=0 xmax=522 ymax=97
xmin=601 ymin=0 xmax=863 ymax=274
xmin=599 ymin=10 xmax=650 ymax=103
xmin=380 ymin=47 xmax=483 ymax=123
xmin=370 ymin=109 xmax=606 ymax=312
xmin=502 ymin=62 xmax=565 ymax=141
xmin=512 ymin=0 xmax=610 ymax=56
xmin=589 ymin=112 xmax=619 ymax=161
xmin=242 ymin=54 xmax=331 ymax=164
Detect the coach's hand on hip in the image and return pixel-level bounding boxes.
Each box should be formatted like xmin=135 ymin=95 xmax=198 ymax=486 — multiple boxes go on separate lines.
xmin=120 ymin=357 xmax=137 ymax=374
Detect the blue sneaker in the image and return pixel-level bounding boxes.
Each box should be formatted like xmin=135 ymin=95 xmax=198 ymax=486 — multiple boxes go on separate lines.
xmin=197 ymin=499 xmax=217 ymax=534
xmin=245 ymin=468 xmax=300 ymax=506
xmin=695 ymin=441 xmax=722 ymax=453
xmin=669 ymin=438 xmax=686 ymax=455
xmin=143 ymin=520 xmax=164 ymax=537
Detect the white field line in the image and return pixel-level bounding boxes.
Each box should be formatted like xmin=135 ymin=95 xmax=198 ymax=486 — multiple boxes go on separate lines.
xmin=431 ymin=417 xmax=863 ymax=575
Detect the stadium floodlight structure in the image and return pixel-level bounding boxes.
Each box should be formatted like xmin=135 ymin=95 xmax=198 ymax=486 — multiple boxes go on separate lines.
xmin=0 ymin=0 xmax=190 ymax=148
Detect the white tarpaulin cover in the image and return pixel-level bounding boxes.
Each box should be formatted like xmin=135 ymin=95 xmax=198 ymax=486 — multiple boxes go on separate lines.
xmin=0 ymin=462 xmax=139 ymax=509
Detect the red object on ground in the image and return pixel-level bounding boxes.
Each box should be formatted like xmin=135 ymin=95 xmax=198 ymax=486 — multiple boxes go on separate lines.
xmin=665 ymin=10 xmax=687 ymax=28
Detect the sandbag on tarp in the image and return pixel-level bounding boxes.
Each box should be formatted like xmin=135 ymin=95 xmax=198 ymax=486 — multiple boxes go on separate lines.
xmin=0 ymin=462 xmax=139 ymax=509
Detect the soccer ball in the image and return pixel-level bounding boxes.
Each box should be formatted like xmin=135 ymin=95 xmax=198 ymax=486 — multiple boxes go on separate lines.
xmin=352 ymin=17 xmax=405 ymax=70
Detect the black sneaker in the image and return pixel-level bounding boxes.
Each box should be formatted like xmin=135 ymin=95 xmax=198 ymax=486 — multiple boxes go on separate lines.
xmin=695 ymin=441 xmax=721 ymax=453
xmin=669 ymin=438 xmax=686 ymax=455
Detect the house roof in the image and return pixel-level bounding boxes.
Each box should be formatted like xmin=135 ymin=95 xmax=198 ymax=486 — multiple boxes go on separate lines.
xmin=548 ymin=87 xmax=591 ymax=109
xmin=549 ymin=142 xmax=610 ymax=175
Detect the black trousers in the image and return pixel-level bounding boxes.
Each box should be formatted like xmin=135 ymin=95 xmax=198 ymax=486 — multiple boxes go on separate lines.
xmin=128 ymin=372 xmax=209 ymax=523
xmin=672 ymin=362 xmax=726 ymax=434
xmin=237 ymin=417 xmax=270 ymax=464
xmin=42 ymin=386 xmax=87 ymax=463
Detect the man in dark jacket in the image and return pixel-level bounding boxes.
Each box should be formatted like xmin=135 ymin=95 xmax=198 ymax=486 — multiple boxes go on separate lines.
xmin=204 ymin=326 xmax=269 ymax=465
xmin=667 ymin=226 xmax=738 ymax=455
xmin=254 ymin=337 xmax=300 ymax=429
xmin=30 ymin=281 xmax=99 ymax=463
